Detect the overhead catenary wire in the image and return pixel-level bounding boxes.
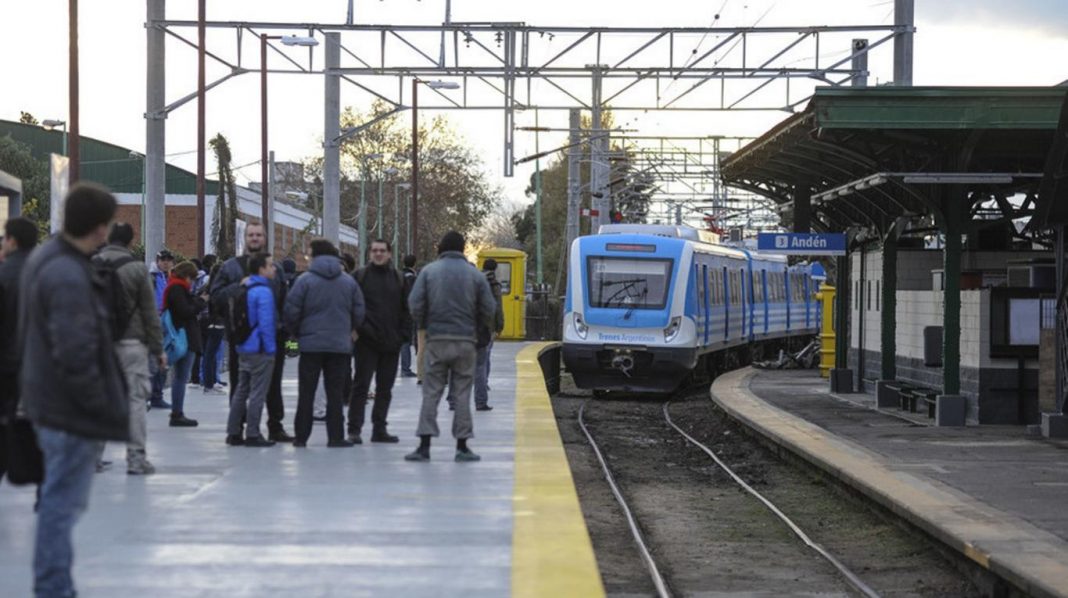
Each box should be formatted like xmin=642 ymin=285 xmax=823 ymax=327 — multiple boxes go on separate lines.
xmin=662 ymin=402 xmax=882 ymax=598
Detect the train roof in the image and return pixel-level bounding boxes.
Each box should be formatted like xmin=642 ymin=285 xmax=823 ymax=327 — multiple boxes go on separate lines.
xmin=598 ymin=224 xmax=721 ymax=244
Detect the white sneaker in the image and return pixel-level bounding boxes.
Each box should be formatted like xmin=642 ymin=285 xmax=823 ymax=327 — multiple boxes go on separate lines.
xmin=203 ymin=386 xmax=227 ymax=395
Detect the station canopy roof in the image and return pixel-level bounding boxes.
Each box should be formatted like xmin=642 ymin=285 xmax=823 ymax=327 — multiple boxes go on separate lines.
xmin=720 ymin=86 xmax=1066 ymax=233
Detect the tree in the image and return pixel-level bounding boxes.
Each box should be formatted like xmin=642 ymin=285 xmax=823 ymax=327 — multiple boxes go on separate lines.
xmin=19 ymin=112 xmax=38 ymax=126
xmin=209 ymin=134 xmax=239 ymax=258
xmin=303 ymin=100 xmax=502 ymax=263
xmin=0 ymin=135 xmax=50 ymax=238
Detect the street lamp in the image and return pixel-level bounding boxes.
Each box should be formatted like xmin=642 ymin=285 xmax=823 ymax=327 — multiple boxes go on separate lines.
xmin=42 ymin=120 xmax=68 ymax=156
xmin=261 ymin=34 xmax=318 ymax=242
xmin=411 ymin=79 xmax=460 ymax=260
xmin=394 ymin=182 xmax=411 ymax=257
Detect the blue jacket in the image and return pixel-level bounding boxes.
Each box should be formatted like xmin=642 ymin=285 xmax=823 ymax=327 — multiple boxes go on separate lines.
xmin=284 ymin=255 xmax=365 ymax=354
xmin=237 ymin=275 xmax=277 ymax=355
xmin=149 ymin=263 xmax=167 ymax=310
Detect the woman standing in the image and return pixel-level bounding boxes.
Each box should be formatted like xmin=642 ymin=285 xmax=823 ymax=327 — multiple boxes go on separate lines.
xmin=162 ymin=261 xmax=207 ymax=427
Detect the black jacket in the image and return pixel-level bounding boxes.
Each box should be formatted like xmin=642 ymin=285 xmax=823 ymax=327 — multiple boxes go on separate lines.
xmin=19 ymin=236 xmax=128 ymax=441
xmin=210 ymin=254 xmax=288 ymax=337
xmin=354 ymin=263 xmax=411 ymax=352
xmin=164 ymin=283 xmax=206 ymax=354
xmin=0 ymin=248 xmax=30 ymax=376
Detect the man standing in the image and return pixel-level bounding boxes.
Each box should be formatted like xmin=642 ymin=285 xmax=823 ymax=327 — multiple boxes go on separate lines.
xmin=210 ymin=223 xmax=294 ymax=443
xmin=405 ymin=231 xmax=495 ymax=462
xmin=285 ymin=240 xmax=365 ymax=447
xmin=348 ymin=239 xmax=410 ymax=444
xmin=0 ymin=217 xmax=37 ymax=482
xmin=226 ymin=253 xmax=279 ymax=447
xmin=473 ymin=258 xmax=505 ymax=411
xmin=96 ymin=223 xmax=166 ymax=475
xmin=399 ymin=254 xmax=418 ymax=378
xmin=20 ymin=183 xmax=128 ymax=597
xmin=148 ymin=249 xmax=174 ymax=409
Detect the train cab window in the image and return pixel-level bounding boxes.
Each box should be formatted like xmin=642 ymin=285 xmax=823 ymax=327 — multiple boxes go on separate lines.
xmin=588 ymin=257 xmax=673 ymax=310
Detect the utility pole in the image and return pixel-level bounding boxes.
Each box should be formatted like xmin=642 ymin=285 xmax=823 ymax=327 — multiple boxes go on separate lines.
xmin=893 ymin=0 xmax=914 ymax=86
xmin=196 ymin=0 xmax=206 ymax=257
xmin=535 ymin=110 xmax=543 ymax=284
xmin=589 ymin=65 xmax=609 ymax=231
xmin=268 ymin=150 xmax=276 ymax=254
xmin=68 ymin=0 xmax=79 ymax=184
xmin=565 ymin=109 xmax=581 ymax=251
xmin=323 ymin=32 xmax=341 ymax=245
xmin=145 ymin=0 xmax=166 ymax=263
xmin=852 ymin=39 xmax=869 ymax=88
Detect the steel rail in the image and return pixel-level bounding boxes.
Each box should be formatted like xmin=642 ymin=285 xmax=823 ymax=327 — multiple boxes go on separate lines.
xmin=577 ymin=400 xmax=673 ymax=598
xmin=662 ymin=402 xmax=881 ymax=598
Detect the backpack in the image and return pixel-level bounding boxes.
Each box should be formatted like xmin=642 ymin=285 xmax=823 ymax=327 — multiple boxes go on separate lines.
xmin=92 ymin=254 xmax=138 ymax=339
xmin=160 ymin=309 xmax=188 ymax=364
xmin=225 ymin=286 xmax=256 ymax=345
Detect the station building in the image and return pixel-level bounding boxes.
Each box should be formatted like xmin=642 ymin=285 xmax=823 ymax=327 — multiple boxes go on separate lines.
xmin=722 ymin=87 xmax=1066 ymax=432
xmin=0 ymin=119 xmax=358 ymax=267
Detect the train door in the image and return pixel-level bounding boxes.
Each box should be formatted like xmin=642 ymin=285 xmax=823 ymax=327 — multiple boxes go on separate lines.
xmin=721 ymin=266 xmax=730 ymax=340
xmin=739 ymin=267 xmax=747 ymax=339
xmin=784 ymin=270 xmax=791 ymax=330
xmin=702 ymin=263 xmax=710 ymax=345
xmin=761 ymin=269 xmax=769 ymax=335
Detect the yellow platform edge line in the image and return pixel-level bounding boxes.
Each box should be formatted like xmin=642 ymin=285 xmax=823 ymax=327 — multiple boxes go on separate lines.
xmin=512 ymin=343 xmax=606 ymax=598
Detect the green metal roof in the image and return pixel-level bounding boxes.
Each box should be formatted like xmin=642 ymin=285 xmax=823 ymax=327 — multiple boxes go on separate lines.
xmin=0 ymin=120 xmax=218 ymax=195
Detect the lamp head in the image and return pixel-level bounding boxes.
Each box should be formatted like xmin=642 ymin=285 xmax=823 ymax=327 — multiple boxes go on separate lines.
xmin=426 ymin=81 xmax=460 ymax=90
xmin=280 ymin=35 xmax=319 ymax=47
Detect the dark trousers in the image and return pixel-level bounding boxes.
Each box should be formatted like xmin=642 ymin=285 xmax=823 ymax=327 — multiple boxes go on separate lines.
xmin=229 ymin=339 xmax=286 ymax=434
xmin=348 ymin=343 xmax=400 ymax=434
xmin=0 ymin=372 xmax=15 ymax=481
xmin=294 ymin=352 xmax=350 ymax=444
xmin=201 ymin=327 xmax=225 ymax=389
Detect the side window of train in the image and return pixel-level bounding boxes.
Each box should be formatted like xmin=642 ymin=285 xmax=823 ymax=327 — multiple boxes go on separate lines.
xmin=754 ymin=270 xmax=764 ymax=303
xmin=740 ymin=268 xmax=747 ymax=303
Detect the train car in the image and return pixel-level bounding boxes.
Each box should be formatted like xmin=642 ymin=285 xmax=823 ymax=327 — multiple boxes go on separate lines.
xmin=562 ymin=224 xmax=819 ymax=394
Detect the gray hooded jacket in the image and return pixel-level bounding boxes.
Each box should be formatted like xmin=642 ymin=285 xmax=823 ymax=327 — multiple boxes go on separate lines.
xmin=408 ymin=251 xmax=496 ymax=343
xmin=284 ymin=255 xmax=366 ymax=354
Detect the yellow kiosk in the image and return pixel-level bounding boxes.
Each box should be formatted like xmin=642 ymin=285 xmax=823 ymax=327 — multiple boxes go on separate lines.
xmin=477 ymin=248 xmax=527 ymax=340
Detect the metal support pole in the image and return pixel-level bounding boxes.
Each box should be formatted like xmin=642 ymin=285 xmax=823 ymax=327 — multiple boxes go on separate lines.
xmin=377 ymin=176 xmax=384 ymax=237
xmin=145 ymin=0 xmax=166 ymax=262
xmin=793 ymin=184 xmax=811 ymax=233
xmin=675 ymin=203 xmax=682 ymax=225
xmin=323 ymin=32 xmax=341 ymax=245
xmin=503 ymin=30 xmax=516 ymax=177
xmin=851 ymin=39 xmax=869 ymax=88
xmin=830 ymin=251 xmax=853 ymax=393
xmin=590 ymin=66 xmax=609 ymax=230
xmin=393 ymin=185 xmax=400 ymax=255
xmin=359 ymin=178 xmax=367 ymax=266
xmin=893 ymin=0 xmax=914 ymax=86
xmin=68 ymin=0 xmax=79 ymax=184
xmin=405 ymin=190 xmax=412 ymax=256
xmin=565 ymin=109 xmax=581 ymax=250
xmin=411 ymin=80 xmax=420 ymax=260
xmin=259 ymin=34 xmax=270 ymax=233
xmin=535 ymin=110 xmax=543 ymax=284
xmin=196 ymin=0 xmax=206 ymax=257
xmin=880 ymin=224 xmax=899 ymax=380
xmin=942 ymin=194 xmax=962 ymax=396
xmin=1056 ymin=224 xmax=1067 ymax=413
xmin=268 ymin=150 xmax=276 ymax=255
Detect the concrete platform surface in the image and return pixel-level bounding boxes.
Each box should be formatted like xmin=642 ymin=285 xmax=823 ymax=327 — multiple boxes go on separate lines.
xmin=712 ymin=367 xmax=1068 ymax=598
xmin=0 ymin=342 xmax=603 ymax=598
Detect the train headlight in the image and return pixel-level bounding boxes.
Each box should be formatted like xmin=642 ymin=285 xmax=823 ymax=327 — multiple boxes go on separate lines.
xmin=573 ymin=313 xmax=589 ymax=339
xmin=664 ymin=316 xmax=682 ymax=343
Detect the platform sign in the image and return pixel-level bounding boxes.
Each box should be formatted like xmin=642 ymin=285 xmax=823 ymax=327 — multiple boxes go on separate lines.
xmin=757 ymin=232 xmax=846 ymax=256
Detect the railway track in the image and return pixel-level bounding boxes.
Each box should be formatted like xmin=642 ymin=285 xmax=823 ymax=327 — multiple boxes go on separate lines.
xmin=576 ymin=395 xmax=895 ymax=598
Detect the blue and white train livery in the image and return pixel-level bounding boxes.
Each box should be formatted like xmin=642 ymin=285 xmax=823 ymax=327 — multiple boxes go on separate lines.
xmin=563 ymin=224 xmax=820 ymax=393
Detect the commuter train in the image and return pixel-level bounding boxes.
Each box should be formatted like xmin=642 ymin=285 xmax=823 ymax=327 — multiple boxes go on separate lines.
xmin=562 ymin=225 xmax=820 ymax=394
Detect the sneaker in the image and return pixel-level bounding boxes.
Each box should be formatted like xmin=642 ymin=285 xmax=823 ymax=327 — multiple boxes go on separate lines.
xmin=371 ymin=428 xmax=399 ymax=443
xmin=476 ymin=405 xmax=493 ymax=412
xmin=293 ymin=440 xmax=307 ymax=448
xmin=225 ymin=434 xmax=245 ymax=446
xmin=269 ymin=430 xmax=295 ymax=443
xmin=455 ymin=449 xmax=481 ymax=462
xmin=127 ymin=459 xmax=156 ymax=475
xmin=401 ymin=370 xmax=417 ymax=378
xmin=149 ymin=399 xmax=172 ymax=410
xmin=95 ymin=460 xmax=113 ymax=473
xmin=169 ymin=413 xmax=199 ymax=427
xmin=327 ymin=439 xmax=355 ymax=448
xmin=347 ymin=433 xmax=363 ymax=445
xmin=203 ymin=386 xmax=227 ymax=396
xmin=244 ymin=436 xmax=276 ymax=448
xmin=404 ymin=449 xmax=430 ymax=462
xmin=312 ymin=412 xmax=327 ymax=422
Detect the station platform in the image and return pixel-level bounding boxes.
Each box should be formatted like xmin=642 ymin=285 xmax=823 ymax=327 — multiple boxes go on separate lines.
xmin=0 ymin=342 xmax=604 ymax=597
xmin=712 ymin=367 xmax=1068 ymax=598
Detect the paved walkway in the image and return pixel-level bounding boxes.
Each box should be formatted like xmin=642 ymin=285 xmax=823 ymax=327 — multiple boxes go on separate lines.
xmin=0 ymin=342 xmax=602 ymax=597
xmin=712 ymin=367 xmax=1068 ymax=598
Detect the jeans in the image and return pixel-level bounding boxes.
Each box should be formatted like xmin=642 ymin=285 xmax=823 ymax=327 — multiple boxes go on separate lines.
xmin=348 ymin=343 xmax=400 ymax=434
xmin=169 ymin=351 xmax=195 ymax=415
xmin=295 ymin=352 xmax=350 ymax=444
xmin=417 ymin=340 xmax=477 ymax=439
xmin=201 ymin=328 xmax=225 ymax=389
xmin=149 ymin=358 xmax=166 ymax=405
xmin=400 ymin=342 xmax=413 ymax=374
xmin=34 ymin=426 xmax=100 ymax=598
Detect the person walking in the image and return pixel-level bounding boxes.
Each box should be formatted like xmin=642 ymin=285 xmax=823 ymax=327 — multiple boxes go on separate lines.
xmin=226 ymin=253 xmax=279 ymax=447
xmin=210 ymin=223 xmax=294 ymax=443
xmin=148 ymin=249 xmax=174 ymax=409
xmin=284 ymin=240 xmax=365 ymax=447
xmin=200 ymin=260 xmax=227 ymax=394
xmin=473 ymin=259 xmax=505 ymax=411
xmin=95 ymin=223 xmax=166 ymax=474
xmin=405 ymin=232 xmax=496 ymax=462
xmin=19 ymin=183 xmax=128 ymax=598
xmin=349 ymin=239 xmax=411 ymax=444
xmin=0 ymin=217 xmax=37 ymax=482
xmin=399 ymin=254 xmax=418 ymax=378
xmin=161 ymin=261 xmax=206 ymax=427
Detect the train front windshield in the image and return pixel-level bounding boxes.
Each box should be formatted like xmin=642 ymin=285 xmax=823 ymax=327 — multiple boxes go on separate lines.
xmin=587 ymin=257 xmax=673 ymax=310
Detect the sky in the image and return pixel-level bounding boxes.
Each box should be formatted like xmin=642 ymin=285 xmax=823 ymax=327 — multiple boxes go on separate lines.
xmin=2 ymin=0 xmax=1067 ymax=223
